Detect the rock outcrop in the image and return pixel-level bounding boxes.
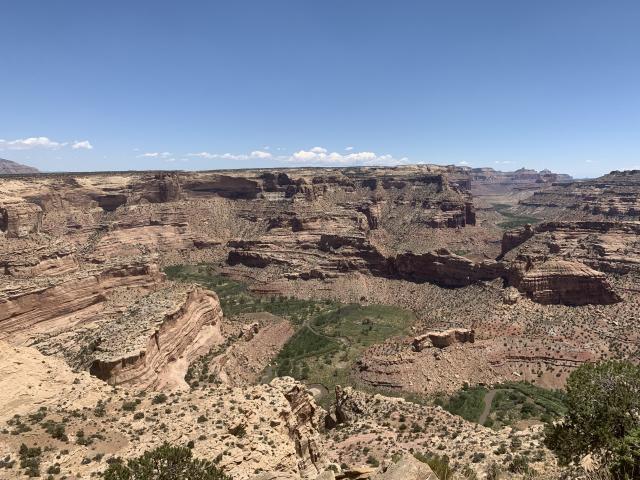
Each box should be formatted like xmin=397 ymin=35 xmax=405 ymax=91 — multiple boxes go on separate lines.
xmin=373 ymin=455 xmax=437 ymax=480
xmin=88 ymin=285 xmax=223 ymax=388
xmin=281 ymin=380 xmax=327 ymax=477
xmin=501 ymin=221 xmax=640 ymax=274
xmin=510 ymin=259 xmax=621 ymax=306
xmin=470 ymin=167 xmax=572 ymax=196
xmin=412 ymin=328 xmax=475 ymax=350
xmin=0 ymin=201 xmax=42 ymax=238
xmin=0 ymin=259 xmax=162 ymax=337
xmin=0 ymin=344 xmax=329 ymax=480
xmin=391 ymin=249 xmax=507 ymax=287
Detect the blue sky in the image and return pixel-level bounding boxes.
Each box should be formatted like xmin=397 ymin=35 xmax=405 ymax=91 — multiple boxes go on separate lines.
xmin=1 ymin=1 xmax=639 ymax=177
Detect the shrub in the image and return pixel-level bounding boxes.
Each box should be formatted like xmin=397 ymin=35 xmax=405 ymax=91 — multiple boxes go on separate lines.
xmin=507 ymin=455 xmax=530 ymax=474
xmin=545 ymin=360 xmax=640 ymax=471
xmin=122 ymin=401 xmax=137 ymax=412
xmin=609 ymin=428 xmax=640 ymax=480
xmin=103 ymin=443 xmax=231 ymax=480
xmin=19 ymin=444 xmax=41 ymax=477
xmin=152 ymin=393 xmax=168 ymax=405
xmin=366 ymin=455 xmax=379 ymax=467
xmin=229 ymin=424 xmax=246 ymax=438
xmin=413 ymin=452 xmax=454 ymax=480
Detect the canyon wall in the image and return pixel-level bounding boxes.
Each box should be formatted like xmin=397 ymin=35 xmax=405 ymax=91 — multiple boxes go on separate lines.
xmin=89 ymin=286 xmax=223 ymax=388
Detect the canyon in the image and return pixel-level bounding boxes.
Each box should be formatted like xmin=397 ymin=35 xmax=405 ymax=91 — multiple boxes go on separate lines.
xmin=1 ymin=165 xmax=639 ymax=479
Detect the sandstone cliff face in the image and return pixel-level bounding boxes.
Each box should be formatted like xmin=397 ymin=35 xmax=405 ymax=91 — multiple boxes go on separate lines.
xmin=501 ymin=221 xmax=640 ymax=274
xmin=0 ymin=260 xmax=162 ymax=337
xmin=280 ymin=380 xmax=328 ymax=477
xmin=391 ymin=249 xmax=507 ymax=287
xmin=0 ymin=201 xmax=42 ymax=238
xmin=518 ymin=170 xmax=640 ymax=220
xmin=88 ymin=285 xmax=223 ymax=388
xmin=510 ymin=259 xmax=621 ymax=306
xmin=500 ymin=223 xmax=534 ymax=256
xmin=470 ymin=167 xmax=572 ymax=197
xmin=496 ymin=220 xmax=640 ymax=305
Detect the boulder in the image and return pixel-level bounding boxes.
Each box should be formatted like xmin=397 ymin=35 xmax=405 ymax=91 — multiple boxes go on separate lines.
xmin=372 ymin=455 xmax=437 ymax=480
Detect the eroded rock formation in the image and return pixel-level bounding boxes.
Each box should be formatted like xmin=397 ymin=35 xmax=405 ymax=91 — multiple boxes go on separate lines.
xmin=0 ymin=201 xmax=42 ymax=238
xmin=0 ymin=343 xmax=329 ymax=479
xmin=509 ymin=259 xmax=621 ymax=306
xmin=88 ymin=285 xmax=223 ymax=388
xmin=391 ymin=249 xmax=507 ymax=287
xmin=470 ymin=167 xmax=572 ymax=197
xmin=518 ymin=170 xmax=640 ymax=220
xmin=412 ymin=328 xmax=475 ymax=350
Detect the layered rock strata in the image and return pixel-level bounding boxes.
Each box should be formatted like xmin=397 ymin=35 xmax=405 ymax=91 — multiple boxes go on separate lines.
xmin=88 ymin=285 xmax=223 ymax=387
xmin=518 ymin=170 xmax=640 ymax=219
xmin=0 ymin=201 xmax=42 ymax=238
xmin=509 ymin=259 xmax=621 ymax=306
xmin=0 ymin=259 xmax=162 ymax=337
xmin=470 ymin=167 xmax=572 ymax=196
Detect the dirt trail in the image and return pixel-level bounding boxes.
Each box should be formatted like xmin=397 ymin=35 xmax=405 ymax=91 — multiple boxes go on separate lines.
xmin=479 ymin=389 xmax=497 ymax=425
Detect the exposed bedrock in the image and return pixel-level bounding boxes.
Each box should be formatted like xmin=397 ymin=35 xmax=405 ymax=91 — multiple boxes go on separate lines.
xmin=519 ymin=169 xmax=640 ymax=218
xmin=500 ymin=221 xmax=640 ymax=284
xmin=390 ymin=249 xmax=507 ymax=287
xmin=0 ymin=260 xmax=162 ymax=337
xmin=227 ymin=235 xmax=621 ymax=306
xmin=0 ymin=240 xmax=78 ymax=277
xmin=412 ymin=328 xmax=475 ymax=351
xmin=0 ymin=201 xmax=42 ymax=238
xmin=88 ymin=286 xmax=223 ymax=388
xmin=281 ymin=380 xmax=328 ymax=476
xmin=500 ymin=223 xmax=535 ymax=256
xmin=509 ymin=259 xmax=621 ymax=306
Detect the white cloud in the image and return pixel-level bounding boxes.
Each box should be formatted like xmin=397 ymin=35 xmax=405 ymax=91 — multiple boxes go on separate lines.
xmin=458 ymin=161 xmax=470 ymax=165
xmin=345 ymin=146 xmax=354 ymax=151
xmin=250 ymin=150 xmax=272 ymax=159
xmin=187 ymin=150 xmax=273 ymax=160
xmin=288 ymin=147 xmax=409 ymax=166
xmin=138 ymin=151 xmax=171 ymax=158
xmin=184 ymin=146 xmax=410 ymax=167
xmin=0 ymin=136 xmax=67 ymax=150
xmin=188 ymin=152 xmax=247 ymax=160
xmin=71 ymin=140 xmax=93 ymax=150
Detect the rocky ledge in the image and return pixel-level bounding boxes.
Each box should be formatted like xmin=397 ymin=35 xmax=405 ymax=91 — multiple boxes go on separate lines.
xmin=88 ymin=284 xmax=223 ymax=388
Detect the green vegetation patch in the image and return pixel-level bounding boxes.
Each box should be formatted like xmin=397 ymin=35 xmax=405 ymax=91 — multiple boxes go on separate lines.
xmin=436 ymin=381 xmax=566 ymax=428
xmin=165 ymin=264 xmax=415 ymax=405
xmin=435 ymin=385 xmax=487 ymax=423
xmin=164 ymin=264 xmax=332 ymax=325
xmin=274 ymin=303 xmax=415 ymax=406
xmin=492 ymin=203 xmax=540 ymax=230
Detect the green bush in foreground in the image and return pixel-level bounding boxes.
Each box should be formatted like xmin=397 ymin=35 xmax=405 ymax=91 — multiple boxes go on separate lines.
xmin=103 ymin=443 xmax=231 ymax=480
xmin=545 ymin=360 xmax=640 ymax=478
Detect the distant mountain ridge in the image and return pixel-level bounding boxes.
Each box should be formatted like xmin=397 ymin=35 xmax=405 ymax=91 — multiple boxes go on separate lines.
xmin=0 ymin=158 xmax=40 ymax=174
